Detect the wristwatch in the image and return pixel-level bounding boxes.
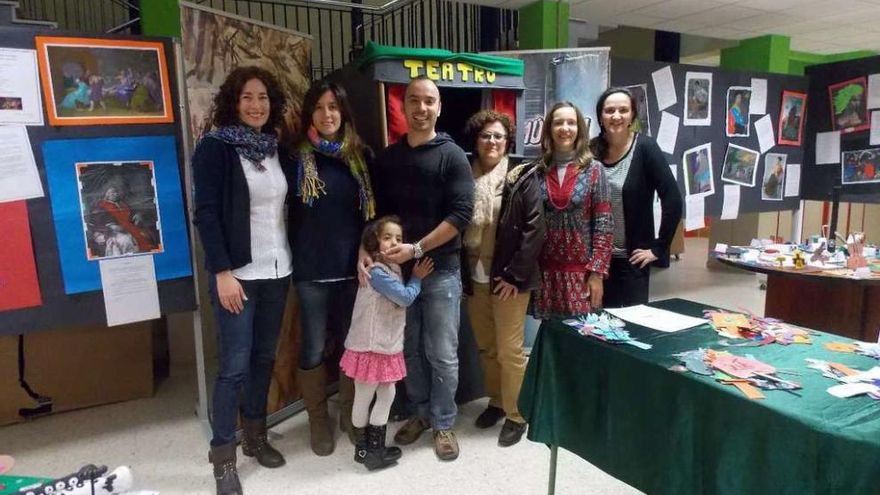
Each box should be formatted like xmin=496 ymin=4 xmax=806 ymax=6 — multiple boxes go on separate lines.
xmin=412 ymin=241 xmax=424 ymax=259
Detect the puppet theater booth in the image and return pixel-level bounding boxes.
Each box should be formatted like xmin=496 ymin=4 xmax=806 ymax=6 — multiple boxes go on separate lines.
xmin=326 ymin=42 xmax=525 ymax=402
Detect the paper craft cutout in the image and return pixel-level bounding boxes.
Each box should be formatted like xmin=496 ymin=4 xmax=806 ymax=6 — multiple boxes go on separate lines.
xmin=825 ymin=342 xmax=857 ymax=353
xmin=0 ymin=454 xmax=14 ymax=475
xmin=563 ymin=313 xmax=652 ymax=350
xmin=710 ymin=353 xmax=776 ymax=379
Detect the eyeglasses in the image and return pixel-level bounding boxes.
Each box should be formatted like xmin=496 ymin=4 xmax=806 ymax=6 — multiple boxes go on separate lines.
xmin=478 ymin=132 xmax=507 ymax=142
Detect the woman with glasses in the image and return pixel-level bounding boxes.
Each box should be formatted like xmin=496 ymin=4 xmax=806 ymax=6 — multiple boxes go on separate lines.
xmin=462 ymin=110 xmax=545 ymax=447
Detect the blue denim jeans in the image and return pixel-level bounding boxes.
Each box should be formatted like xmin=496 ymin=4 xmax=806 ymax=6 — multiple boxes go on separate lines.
xmin=294 ymin=279 xmax=358 ymax=370
xmin=209 ymin=275 xmax=290 ymax=446
xmin=403 ymin=268 xmax=462 ymax=430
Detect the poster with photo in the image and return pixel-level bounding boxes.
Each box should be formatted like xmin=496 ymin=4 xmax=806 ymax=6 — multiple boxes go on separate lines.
xmin=0 ymin=48 xmax=44 ymax=125
xmin=778 ymin=90 xmax=807 ymax=146
xmin=682 ymin=143 xmax=714 ymax=197
xmin=721 ymin=143 xmax=760 ymax=187
xmin=684 ymin=72 xmax=711 ymax=126
xmin=762 ymin=153 xmax=788 ymax=201
xmin=75 ymin=161 xmax=163 ymax=261
xmin=624 ymin=83 xmax=651 ymax=136
xmin=828 ymin=77 xmax=869 ymax=133
xmin=841 ymin=149 xmax=880 ymax=184
xmin=35 ymin=36 xmax=174 ymax=126
xmin=726 ymin=86 xmax=751 ymax=137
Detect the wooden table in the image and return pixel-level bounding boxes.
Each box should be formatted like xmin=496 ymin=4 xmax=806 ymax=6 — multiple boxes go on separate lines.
xmin=716 ymin=255 xmax=880 ymax=341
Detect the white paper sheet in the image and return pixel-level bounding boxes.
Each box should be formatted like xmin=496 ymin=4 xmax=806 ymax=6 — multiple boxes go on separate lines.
xmin=685 ymin=194 xmax=705 ymax=231
xmin=720 ymin=185 xmax=740 ymax=220
xmin=0 ymin=125 xmax=44 ymax=203
xmin=0 ymin=48 xmax=44 ymax=125
xmin=656 ymin=111 xmax=679 ymax=154
xmin=99 ymin=256 xmax=161 ymax=327
xmin=754 ymin=114 xmax=775 ymax=153
xmin=750 ymin=78 xmax=767 ymax=115
xmin=827 ymin=382 xmax=880 ymax=398
xmin=815 ymin=131 xmax=841 ymax=164
xmin=871 ymin=111 xmax=880 ymax=145
xmin=605 ymin=305 xmax=709 ymax=333
xmin=784 ymin=164 xmax=801 ymax=197
xmin=868 ymin=74 xmax=880 ymax=110
xmin=652 ymin=66 xmax=677 ymax=111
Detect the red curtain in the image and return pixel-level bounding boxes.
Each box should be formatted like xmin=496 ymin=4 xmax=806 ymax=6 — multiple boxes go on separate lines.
xmin=492 ymin=89 xmax=516 ymax=125
xmin=386 ymin=83 xmax=407 ymax=145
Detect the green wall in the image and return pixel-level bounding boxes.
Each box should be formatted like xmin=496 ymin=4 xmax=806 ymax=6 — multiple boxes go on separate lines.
xmin=139 ymin=0 xmax=181 ymax=38
xmin=721 ymin=34 xmax=877 ymax=76
xmin=518 ymin=0 xmax=569 ymax=49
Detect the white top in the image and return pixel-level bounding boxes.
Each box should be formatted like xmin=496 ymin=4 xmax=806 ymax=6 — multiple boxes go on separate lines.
xmin=557 ymin=164 xmax=568 ymax=183
xmin=232 ymin=154 xmax=293 ymax=280
xmin=472 ymin=259 xmax=491 ymax=284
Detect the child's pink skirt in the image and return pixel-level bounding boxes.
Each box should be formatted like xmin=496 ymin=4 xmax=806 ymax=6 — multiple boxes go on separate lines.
xmin=340 ymin=349 xmax=406 ymax=384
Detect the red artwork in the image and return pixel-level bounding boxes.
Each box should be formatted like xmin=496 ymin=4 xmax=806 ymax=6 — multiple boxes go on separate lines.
xmin=0 ymin=201 xmax=42 ymax=311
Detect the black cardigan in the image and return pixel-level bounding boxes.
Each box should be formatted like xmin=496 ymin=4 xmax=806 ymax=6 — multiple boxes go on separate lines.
xmin=605 ymin=134 xmax=682 ymax=264
xmin=192 ymin=136 xmax=295 ymax=274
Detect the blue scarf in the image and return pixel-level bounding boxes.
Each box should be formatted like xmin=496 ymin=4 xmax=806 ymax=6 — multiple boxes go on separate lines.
xmin=206 ymin=124 xmax=277 ymax=171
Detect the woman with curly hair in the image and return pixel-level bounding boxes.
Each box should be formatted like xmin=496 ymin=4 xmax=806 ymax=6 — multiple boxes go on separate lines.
xmin=287 ymin=80 xmax=376 ymax=456
xmin=192 ymin=66 xmax=292 ymax=495
xmin=461 ymin=109 xmax=545 ymax=447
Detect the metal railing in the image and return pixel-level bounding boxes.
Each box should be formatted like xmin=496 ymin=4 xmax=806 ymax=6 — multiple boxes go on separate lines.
xmin=16 ymin=0 xmax=139 ymax=33
xmin=15 ymin=0 xmax=519 ymax=78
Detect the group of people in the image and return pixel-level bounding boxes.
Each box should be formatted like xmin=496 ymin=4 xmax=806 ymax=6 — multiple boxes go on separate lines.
xmin=192 ymin=66 xmax=683 ymax=495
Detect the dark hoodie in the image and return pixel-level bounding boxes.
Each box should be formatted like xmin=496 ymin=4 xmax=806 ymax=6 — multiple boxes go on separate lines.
xmin=373 ymin=132 xmax=475 ymax=271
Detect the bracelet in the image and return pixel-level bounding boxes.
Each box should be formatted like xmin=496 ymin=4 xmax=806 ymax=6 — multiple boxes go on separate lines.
xmin=412 ymin=242 xmax=424 ymax=259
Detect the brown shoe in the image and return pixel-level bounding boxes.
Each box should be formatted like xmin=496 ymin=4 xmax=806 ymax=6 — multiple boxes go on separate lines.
xmin=498 ymin=419 xmax=527 ymax=447
xmin=298 ymin=365 xmax=335 ymax=456
xmin=433 ymin=429 xmax=459 ymax=461
xmin=393 ymin=416 xmax=430 ymax=445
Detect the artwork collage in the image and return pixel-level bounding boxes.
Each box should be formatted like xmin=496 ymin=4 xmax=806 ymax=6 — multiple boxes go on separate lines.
xmin=0 ymin=36 xmax=192 ymax=326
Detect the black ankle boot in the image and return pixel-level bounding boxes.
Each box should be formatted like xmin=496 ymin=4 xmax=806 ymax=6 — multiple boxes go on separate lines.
xmin=363 ymin=424 xmax=402 ymax=471
xmin=209 ymin=443 xmax=242 ymax=495
xmin=241 ymin=417 xmax=286 ymax=468
xmin=354 ymin=427 xmax=367 ymax=464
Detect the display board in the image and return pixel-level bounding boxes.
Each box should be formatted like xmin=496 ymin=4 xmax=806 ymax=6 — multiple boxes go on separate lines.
xmin=612 ymin=57 xmax=808 ymax=218
xmin=0 ymin=26 xmax=196 ymax=336
xmin=803 ymin=56 xmax=880 ymax=204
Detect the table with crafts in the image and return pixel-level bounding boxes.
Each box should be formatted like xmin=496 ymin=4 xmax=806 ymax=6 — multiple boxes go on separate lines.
xmin=714 ymin=253 xmax=880 ymax=342
xmin=519 ymin=298 xmax=880 ymax=495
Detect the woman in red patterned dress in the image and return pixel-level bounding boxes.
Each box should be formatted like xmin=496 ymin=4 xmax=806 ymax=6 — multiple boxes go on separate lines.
xmin=531 ymin=101 xmax=614 ymax=319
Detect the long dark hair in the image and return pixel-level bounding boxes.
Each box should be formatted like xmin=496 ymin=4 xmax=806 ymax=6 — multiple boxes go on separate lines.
xmin=295 ymin=80 xmax=367 ymax=160
xmin=540 ymin=101 xmax=593 ymax=169
xmin=590 ymin=87 xmax=639 ymax=162
xmin=206 ymin=66 xmax=286 ymax=133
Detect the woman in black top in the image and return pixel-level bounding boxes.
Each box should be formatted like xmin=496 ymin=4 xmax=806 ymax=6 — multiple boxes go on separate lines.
xmin=192 ymin=66 xmax=292 ymax=495
xmin=288 ymin=80 xmax=376 ymax=456
xmin=590 ymin=87 xmax=683 ymax=308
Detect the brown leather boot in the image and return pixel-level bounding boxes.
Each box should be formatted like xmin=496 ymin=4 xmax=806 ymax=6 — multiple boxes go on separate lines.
xmin=299 ymin=364 xmax=335 ymax=456
xmin=208 ymin=442 xmax=242 ymax=495
xmin=241 ymin=417 xmax=285 ymax=468
xmin=338 ymin=374 xmax=357 ymax=444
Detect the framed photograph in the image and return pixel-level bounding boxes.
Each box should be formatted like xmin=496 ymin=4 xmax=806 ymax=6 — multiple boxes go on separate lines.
xmin=684 ymin=72 xmax=712 ymax=126
xmin=624 ymin=84 xmax=651 ymax=136
xmin=828 ymin=77 xmax=868 ymax=133
xmin=726 ymin=86 xmax=752 ymax=137
xmin=75 ymin=161 xmax=163 ymax=260
xmin=682 ymin=143 xmax=715 ymax=197
xmin=35 ymin=36 xmax=174 ymax=126
xmin=721 ymin=143 xmax=760 ymax=187
xmin=777 ymin=90 xmax=807 ymax=146
xmin=841 ymin=149 xmax=880 ymax=185
xmin=761 ymin=153 xmax=788 ymax=201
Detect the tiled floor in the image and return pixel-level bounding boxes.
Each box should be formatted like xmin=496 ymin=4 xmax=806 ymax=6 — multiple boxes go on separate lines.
xmin=2 ymin=238 xmax=765 ymax=494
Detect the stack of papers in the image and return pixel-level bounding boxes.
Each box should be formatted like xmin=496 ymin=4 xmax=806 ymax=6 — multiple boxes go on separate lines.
xmin=604 ymin=305 xmax=708 ymax=333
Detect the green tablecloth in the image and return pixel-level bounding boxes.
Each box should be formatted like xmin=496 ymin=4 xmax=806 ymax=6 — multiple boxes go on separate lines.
xmin=0 ymin=475 xmax=50 ymax=494
xmin=519 ymin=298 xmax=880 ymax=495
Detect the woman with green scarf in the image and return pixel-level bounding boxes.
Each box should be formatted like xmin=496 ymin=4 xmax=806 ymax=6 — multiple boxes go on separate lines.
xmin=289 ymin=80 xmax=376 ymax=456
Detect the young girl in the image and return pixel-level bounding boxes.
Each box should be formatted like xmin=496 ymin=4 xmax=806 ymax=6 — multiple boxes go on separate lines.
xmin=340 ymin=216 xmax=433 ymax=471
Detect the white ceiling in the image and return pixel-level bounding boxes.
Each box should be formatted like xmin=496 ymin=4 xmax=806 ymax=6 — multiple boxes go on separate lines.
xmin=474 ymin=0 xmax=880 ymax=55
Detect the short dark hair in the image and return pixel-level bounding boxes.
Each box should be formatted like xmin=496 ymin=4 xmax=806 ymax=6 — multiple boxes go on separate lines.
xmin=463 ymin=109 xmax=515 ymax=154
xmin=361 ymin=215 xmax=402 ymax=259
xmin=207 ymin=66 xmax=286 ymax=132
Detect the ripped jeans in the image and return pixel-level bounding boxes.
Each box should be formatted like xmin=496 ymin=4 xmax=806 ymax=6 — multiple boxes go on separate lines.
xmin=403 ymin=268 xmax=462 ymax=431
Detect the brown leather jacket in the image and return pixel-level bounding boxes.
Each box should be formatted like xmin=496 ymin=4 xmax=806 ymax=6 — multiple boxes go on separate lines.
xmin=489 ymin=161 xmax=546 ymax=292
